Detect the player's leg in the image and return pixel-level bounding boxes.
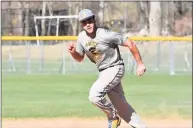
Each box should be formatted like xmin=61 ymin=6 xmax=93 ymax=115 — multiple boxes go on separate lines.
xmin=88 ymin=65 xmax=124 ymax=127
xmin=107 ymin=83 xmax=147 ymax=128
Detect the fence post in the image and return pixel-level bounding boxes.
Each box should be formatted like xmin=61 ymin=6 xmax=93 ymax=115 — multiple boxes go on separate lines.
xmin=184 ymin=43 xmax=191 ymax=71
xmin=39 ymin=41 xmax=44 ymax=72
xmin=26 ymin=41 xmax=31 ymax=74
xmin=169 ymin=41 xmax=175 ymax=75
xmin=8 ymin=40 xmax=16 ymax=72
xmin=62 ymin=41 xmax=66 ymax=74
xmin=155 ymin=41 xmax=161 ymax=71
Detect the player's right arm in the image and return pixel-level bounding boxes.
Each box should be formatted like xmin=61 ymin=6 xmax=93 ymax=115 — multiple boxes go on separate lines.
xmin=68 ymin=43 xmax=84 ymax=62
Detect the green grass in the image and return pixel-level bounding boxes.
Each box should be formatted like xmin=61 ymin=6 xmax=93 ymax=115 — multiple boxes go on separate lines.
xmin=2 ymin=74 xmax=192 ymax=119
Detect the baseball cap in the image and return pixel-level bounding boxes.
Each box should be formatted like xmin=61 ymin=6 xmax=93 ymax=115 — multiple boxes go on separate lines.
xmin=78 ymin=9 xmax=94 ymax=22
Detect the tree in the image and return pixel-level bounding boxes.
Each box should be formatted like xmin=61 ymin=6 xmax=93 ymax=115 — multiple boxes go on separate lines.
xmin=11 ymin=2 xmax=23 ymax=35
xmin=22 ymin=1 xmax=30 ymax=36
xmin=68 ymin=1 xmax=81 ymax=36
xmin=149 ymin=2 xmax=161 ymax=36
xmin=41 ymin=0 xmax=46 ymax=36
xmin=167 ymin=2 xmax=176 ymax=35
xmin=46 ymin=1 xmax=53 ymax=36
xmin=138 ymin=2 xmax=149 ymax=30
xmin=98 ymin=0 xmax=105 ymax=26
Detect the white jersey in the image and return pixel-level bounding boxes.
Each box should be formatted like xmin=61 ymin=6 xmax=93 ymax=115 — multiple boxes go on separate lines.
xmin=76 ymin=28 xmax=127 ymax=71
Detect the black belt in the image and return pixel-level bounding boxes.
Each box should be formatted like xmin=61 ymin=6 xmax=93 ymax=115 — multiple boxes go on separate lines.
xmin=98 ymin=63 xmax=124 ymax=72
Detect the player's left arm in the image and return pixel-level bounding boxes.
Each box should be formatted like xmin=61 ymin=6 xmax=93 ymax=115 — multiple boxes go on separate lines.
xmin=123 ymin=39 xmax=143 ymax=65
xmin=107 ymin=31 xmax=146 ymax=76
xmin=122 ymin=38 xmax=146 ymax=76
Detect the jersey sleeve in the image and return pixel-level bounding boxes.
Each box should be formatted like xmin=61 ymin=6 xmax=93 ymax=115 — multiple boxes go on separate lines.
xmin=107 ymin=31 xmax=128 ymax=46
xmin=76 ymin=38 xmax=85 ymax=56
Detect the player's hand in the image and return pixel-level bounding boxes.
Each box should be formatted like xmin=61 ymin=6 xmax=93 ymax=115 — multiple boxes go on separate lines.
xmin=136 ymin=63 xmax=146 ymax=76
xmin=68 ymin=43 xmax=76 ymax=54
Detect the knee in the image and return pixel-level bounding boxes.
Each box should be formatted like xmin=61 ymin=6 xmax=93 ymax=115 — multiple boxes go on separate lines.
xmin=88 ymin=83 xmax=104 ymax=104
xmin=88 ymin=94 xmax=101 ymax=103
xmin=88 ymin=89 xmax=102 ymax=103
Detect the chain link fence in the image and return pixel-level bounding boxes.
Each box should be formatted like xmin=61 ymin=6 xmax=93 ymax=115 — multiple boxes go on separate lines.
xmin=2 ymin=40 xmax=192 ymax=75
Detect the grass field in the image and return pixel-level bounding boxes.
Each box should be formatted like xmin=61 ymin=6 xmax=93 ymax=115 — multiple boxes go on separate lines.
xmin=2 ymin=74 xmax=192 ymax=119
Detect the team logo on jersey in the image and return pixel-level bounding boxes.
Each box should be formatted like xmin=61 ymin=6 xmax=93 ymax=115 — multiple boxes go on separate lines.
xmin=85 ymin=41 xmax=102 ymax=63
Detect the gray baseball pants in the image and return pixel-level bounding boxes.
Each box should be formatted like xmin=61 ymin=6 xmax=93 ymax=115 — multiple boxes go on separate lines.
xmin=88 ymin=65 xmax=147 ymax=128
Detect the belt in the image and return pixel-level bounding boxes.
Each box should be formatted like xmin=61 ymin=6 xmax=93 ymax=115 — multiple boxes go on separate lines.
xmin=98 ymin=63 xmax=124 ymax=72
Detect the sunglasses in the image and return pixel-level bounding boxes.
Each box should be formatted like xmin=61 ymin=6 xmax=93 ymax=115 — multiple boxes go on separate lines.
xmin=81 ymin=17 xmax=94 ymax=25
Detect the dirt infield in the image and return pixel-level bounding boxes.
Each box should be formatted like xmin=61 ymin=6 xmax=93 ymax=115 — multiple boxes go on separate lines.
xmin=2 ymin=117 xmax=192 ymax=128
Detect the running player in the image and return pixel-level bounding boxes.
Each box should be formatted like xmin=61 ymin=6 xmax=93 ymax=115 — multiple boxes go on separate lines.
xmin=68 ymin=9 xmax=147 ymax=128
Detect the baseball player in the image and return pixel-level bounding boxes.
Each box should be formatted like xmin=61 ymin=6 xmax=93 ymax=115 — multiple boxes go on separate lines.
xmin=68 ymin=9 xmax=147 ymax=128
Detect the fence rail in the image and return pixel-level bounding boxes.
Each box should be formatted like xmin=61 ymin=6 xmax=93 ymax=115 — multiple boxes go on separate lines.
xmin=1 ymin=36 xmax=192 ymax=41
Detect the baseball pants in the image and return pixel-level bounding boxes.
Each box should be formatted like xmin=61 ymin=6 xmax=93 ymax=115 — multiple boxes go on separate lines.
xmin=88 ymin=64 xmax=147 ymax=127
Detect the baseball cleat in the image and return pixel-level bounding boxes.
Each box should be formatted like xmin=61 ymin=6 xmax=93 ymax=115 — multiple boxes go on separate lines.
xmin=108 ymin=116 xmax=121 ymax=128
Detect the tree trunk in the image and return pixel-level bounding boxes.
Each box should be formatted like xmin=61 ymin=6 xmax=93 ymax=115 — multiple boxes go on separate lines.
xmin=41 ymin=1 xmax=46 ymax=36
xmin=24 ymin=1 xmax=29 ymax=36
xmin=168 ymin=2 xmax=176 ymax=35
xmin=8 ymin=1 xmax=13 ymax=34
xmin=149 ymin=2 xmax=161 ymax=36
xmin=46 ymin=1 xmax=53 ymax=36
xmin=68 ymin=1 xmax=73 ymax=35
xmin=12 ymin=2 xmax=23 ymax=35
xmin=139 ymin=2 xmax=149 ymax=30
xmin=161 ymin=2 xmax=169 ymax=35
xmin=123 ymin=1 xmax=128 ymax=32
xmin=98 ymin=0 xmax=104 ymax=26
xmin=78 ymin=0 xmax=83 ymax=33
xmin=74 ymin=2 xmax=79 ymax=35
